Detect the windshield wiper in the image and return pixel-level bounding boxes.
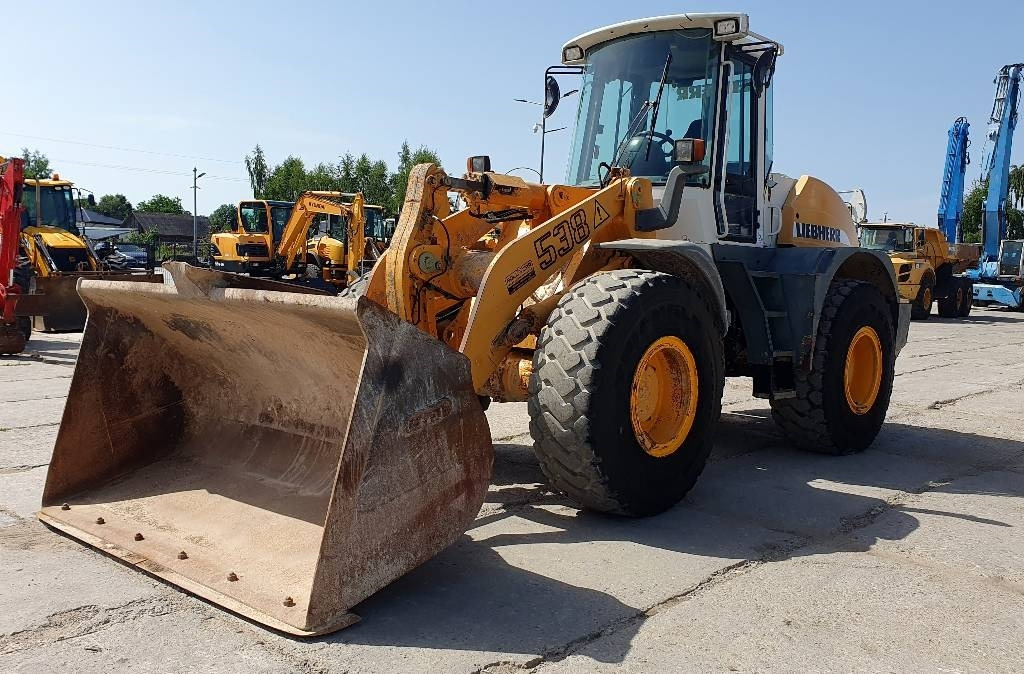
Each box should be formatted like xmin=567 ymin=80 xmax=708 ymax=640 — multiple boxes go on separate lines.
xmin=644 ymin=51 xmax=673 ymax=162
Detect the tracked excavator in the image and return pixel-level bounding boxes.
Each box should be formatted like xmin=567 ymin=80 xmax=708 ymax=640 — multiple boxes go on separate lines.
xmin=39 ymin=13 xmax=909 ymax=635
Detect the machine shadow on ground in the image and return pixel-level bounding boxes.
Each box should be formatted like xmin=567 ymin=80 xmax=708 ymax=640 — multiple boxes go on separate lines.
xmin=326 ymin=413 xmax=1024 ymax=664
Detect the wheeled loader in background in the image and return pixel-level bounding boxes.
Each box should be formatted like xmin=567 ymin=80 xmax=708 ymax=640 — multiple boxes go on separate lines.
xmin=39 ymin=13 xmax=910 ymax=636
xmin=14 ymin=171 xmax=162 ymax=331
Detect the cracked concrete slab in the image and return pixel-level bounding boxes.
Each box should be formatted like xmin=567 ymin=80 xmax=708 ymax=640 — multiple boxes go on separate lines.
xmin=539 ymin=549 xmax=1024 ymax=673
xmin=1 ymin=309 xmax=1023 ymax=672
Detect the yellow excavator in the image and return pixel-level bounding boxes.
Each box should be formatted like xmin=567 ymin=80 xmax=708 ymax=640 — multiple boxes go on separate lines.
xmin=15 ymin=171 xmax=161 ymax=331
xmin=209 ymin=199 xmax=293 ymax=276
xmin=40 ymin=13 xmax=909 ymax=636
xmin=211 ymin=192 xmax=378 ymax=290
xmin=305 ymin=198 xmax=390 ymax=288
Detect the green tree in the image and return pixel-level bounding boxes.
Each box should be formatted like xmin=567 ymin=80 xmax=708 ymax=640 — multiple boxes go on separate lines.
xmin=21 ymin=148 xmax=52 ymax=179
xmin=390 ymin=141 xmax=442 ymax=214
xmin=961 ymin=180 xmax=1024 ymax=242
xmin=91 ymin=194 xmax=133 ymax=221
xmin=1009 ymin=164 xmax=1024 ymax=210
xmin=208 ymin=203 xmax=238 ymax=233
xmin=264 ymin=156 xmax=308 ymax=201
xmin=245 ymin=144 xmax=270 ymax=199
xmin=124 ymin=229 xmax=159 ymax=247
xmin=136 ymin=194 xmax=188 ymax=215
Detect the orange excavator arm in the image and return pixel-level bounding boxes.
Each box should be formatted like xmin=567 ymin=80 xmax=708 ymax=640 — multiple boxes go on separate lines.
xmin=277 ymin=191 xmax=364 ymax=272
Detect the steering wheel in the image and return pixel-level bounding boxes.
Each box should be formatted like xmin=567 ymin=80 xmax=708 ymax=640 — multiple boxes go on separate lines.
xmin=633 ymin=130 xmax=675 ymax=160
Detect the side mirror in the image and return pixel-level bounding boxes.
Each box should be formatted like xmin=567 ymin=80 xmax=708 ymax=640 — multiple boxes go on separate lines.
xmin=543 ymin=75 xmax=560 ymax=119
xmin=87 ymin=193 xmax=96 ymax=207
xmin=752 ymin=48 xmax=778 ymax=97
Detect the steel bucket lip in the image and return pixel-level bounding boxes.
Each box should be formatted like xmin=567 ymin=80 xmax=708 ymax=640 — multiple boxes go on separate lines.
xmin=38 ymin=511 xmax=359 ymax=636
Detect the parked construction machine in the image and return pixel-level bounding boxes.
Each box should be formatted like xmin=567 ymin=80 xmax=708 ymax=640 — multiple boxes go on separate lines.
xmin=39 ymin=13 xmax=909 ymax=636
xmin=211 ymin=192 xmax=380 ymax=289
xmin=860 ymin=223 xmax=975 ymax=319
xmin=16 ymin=171 xmax=161 ymax=331
xmin=1 ymin=157 xmax=34 ymax=353
xmin=305 ymin=198 xmax=390 ymax=287
xmin=210 ymin=199 xmax=293 ymax=275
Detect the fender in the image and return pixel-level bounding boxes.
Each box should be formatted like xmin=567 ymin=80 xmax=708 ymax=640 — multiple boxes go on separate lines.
xmin=597 ymin=239 xmax=729 ymax=334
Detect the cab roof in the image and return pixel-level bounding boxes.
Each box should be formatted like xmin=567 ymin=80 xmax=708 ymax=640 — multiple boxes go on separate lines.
xmin=561 ymin=12 xmax=783 ymax=64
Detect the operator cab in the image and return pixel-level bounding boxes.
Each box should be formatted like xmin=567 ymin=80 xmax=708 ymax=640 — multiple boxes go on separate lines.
xmin=998 ymin=240 xmax=1024 ymax=278
xmin=561 ymin=13 xmax=780 ymax=244
xmin=21 ymin=178 xmax=79 ymax=236
xmin=858 ymin=224 xmax=917 ymax=254
xmin=238 ymin=200 xmax=294 ymax=244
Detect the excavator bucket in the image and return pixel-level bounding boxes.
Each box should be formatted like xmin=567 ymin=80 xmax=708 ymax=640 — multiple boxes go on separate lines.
xmin=38 ymin=262 xmax=493 ymax=635
xmin=27 ymin=271 xmax=163 ymax=332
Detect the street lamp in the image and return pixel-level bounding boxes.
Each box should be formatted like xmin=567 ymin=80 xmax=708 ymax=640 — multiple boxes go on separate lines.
xmin=192 ymin=167 xmax=206 ymax=259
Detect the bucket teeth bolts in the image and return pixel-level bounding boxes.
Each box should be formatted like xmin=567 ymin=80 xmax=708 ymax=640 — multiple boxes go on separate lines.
xmin=177 ymin=551 xmax=188 ymax=560
xmin=283 ymin=596 xmax=295 ymax=607
xmin=95 ymin=517 xmax=105 ymax=525
xmin=227 ymin=572 xmax=238 ymax=582
xmin=134 ymin=533 xmax=145 ymax=541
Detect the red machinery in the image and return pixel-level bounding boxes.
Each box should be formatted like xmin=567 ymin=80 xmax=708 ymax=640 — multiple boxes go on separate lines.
xmin=1 ymin=157 xmax=30 ymax=354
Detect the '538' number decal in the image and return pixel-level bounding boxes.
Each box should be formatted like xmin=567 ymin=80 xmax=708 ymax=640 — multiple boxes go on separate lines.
xmin=533 ymin=209 xmax=590 ymax=270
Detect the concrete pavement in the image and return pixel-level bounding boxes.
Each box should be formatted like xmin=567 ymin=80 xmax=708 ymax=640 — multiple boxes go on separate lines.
xmin=2 ymin=311 xmax=1023 ymax=672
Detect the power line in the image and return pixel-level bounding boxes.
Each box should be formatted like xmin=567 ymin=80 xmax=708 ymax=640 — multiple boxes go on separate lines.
xmin=0 ymin=131 xmax=242 ymax=164
xmin=50 ymin=157 xmax=247 ymax=182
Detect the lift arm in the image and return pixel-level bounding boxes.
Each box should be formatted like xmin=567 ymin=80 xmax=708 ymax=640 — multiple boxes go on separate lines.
xmin=276 ymin=192 xmax=365 ymax=272
xmin=938 ymin=117 xmax=970 ymax=243
xmin=1 ymin=157 xmax=26 ymax=321
xmin=980 ymin=64 xmax=1023 ymax=260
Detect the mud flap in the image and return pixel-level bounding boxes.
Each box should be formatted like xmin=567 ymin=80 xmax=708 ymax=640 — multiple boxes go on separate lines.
xmin=38 ymin=263 xmax=493 ymax=635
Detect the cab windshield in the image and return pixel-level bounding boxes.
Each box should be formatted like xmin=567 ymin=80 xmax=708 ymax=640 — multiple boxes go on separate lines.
xmin=22 ymin=184 xmax=78 ymax=235
xmin=239 ymin=203 xmax=269 ymax=233
xmin=860 ymin=226 xmax=914 ymax=253
xmin=999 ymin=240 xmax=1023 ymax=275
xmin=326 ymin=208 xmax=388 ymax=241
xmin=566 ymin=29 xmax=720 ymax=187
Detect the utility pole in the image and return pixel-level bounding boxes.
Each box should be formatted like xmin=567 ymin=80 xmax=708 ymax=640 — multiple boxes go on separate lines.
xmin=191 ymin=167 xmax=206 ymax=258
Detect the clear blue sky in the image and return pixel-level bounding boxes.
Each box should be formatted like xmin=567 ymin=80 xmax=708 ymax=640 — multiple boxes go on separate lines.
xmin=3 ymin=1 xmax=1022 ymax=225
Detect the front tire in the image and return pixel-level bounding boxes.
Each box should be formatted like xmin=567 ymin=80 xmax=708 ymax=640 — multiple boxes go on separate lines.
xmin=771 ymin=280 xmax=895 ymax=455
xmin=528 ymin=269 xmax=724 ymax=517
xmin=911 ymin=275 xmax=933 ymax=320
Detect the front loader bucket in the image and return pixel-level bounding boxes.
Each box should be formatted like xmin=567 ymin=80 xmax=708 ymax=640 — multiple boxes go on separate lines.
xmin=28 ymin=272 xmax=163 ymax=332
xmin=38 ymin=263 xmax=493 ymax=635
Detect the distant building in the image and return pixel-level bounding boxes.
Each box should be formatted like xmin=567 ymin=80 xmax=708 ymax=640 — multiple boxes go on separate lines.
xmin=124 ymin=211 xmax=210 ymax=245
xmin=76 ymin=208 xmax=124 ymax=226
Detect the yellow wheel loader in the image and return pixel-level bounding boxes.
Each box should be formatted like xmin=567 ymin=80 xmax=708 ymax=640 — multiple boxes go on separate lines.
xmin=39 ymin=13 xmax=910 ymax=636
xmin=15 ymin=173 xmax=161 ymax=331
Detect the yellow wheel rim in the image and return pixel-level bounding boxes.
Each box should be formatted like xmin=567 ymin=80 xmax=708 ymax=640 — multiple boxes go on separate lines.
xmin=844 ymin=326 xmax=882 ymax=415
xmin=922 ymin=286 xmax=932 ymax=308
xmin=630 ymin=336 xmax=699 ymax=458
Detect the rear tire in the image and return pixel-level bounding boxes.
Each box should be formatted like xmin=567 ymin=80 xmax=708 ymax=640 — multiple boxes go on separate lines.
xmin=911 ymin=276 xmax=933 ymax=320
xmin=528 ymin=269 xmax=724 ymax=516
xmin=937 ymin=282 xmax=963 ymax=318
xmin=771 ymin=280 xmax=895 ymax=455
xmin=957 ymin=280 xmax=973 ymax=317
